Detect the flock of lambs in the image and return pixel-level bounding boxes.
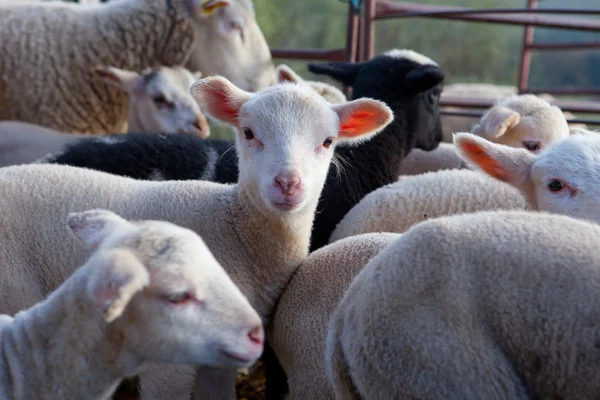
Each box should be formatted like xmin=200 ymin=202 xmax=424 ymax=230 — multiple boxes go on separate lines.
xmin=1 ymin=0 xmax=600 ymax=400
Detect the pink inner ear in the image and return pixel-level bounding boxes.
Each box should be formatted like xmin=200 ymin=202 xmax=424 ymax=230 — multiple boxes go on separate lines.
xmin=459 ymin=141 xmax=511 ymax=182
xmin=211 ymin=89 xmax=239 ymax=121
xmin=340 ymin=110 xmax=379 ymax=136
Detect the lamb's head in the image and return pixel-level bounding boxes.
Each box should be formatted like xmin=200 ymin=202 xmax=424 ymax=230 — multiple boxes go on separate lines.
xmin=307 ymin=49 xmax=445 ymax=152
xmin=276 ymin=64 xmax=347 ymax=104
xmin=455 ymin=132 xmax=600 ymax=223
xmin=66 ymin=209 xmax=263 ymax=368
xmin=94 ymin=65 xmax=210 ymax=137
xmin=191 ymin=76 xmax=393 ymax=215
xmin=185 ymin=0 xmax=276 ymax=92
xmin=471 ymin=94 xmax=569 ymax=153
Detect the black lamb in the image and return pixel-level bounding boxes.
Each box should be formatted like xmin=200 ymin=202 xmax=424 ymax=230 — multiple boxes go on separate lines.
xmin=44 ymin=133 xmax=238 ymax=183
xmin=45 ymin=48 xmax=445 ymax=253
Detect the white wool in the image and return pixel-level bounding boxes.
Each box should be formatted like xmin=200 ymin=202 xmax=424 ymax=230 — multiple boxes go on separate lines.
xmin=334 ymin=132 xmax=600 ymax=243
xmin=383 ymin=49 xmax=438 ymax=66
xmin=327 ymin=211 xmax=600 ymax=399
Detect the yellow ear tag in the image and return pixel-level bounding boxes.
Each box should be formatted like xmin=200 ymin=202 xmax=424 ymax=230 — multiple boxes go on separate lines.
xmin=201 ymin=0 xmax=229 ymax=16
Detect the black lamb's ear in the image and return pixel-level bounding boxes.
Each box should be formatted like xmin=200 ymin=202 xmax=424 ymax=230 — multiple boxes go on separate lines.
xmin=403 ymin=65 xmax=445 ymax=94
xmin=307 ymin=61 xmax=364 ymax=86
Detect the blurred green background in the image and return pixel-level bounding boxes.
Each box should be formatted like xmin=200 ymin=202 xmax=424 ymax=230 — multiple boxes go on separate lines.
xmin=207 ymin=0 xmax=600 ymax=139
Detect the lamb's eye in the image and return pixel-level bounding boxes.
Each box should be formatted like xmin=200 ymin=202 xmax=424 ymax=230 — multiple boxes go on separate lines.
xmin=153 ymin=95 xmax=174 ymax=109
xmin=165 ymin=292 xmax=191 ymax=304
xmin=243 ymin=128 xmax=254 ymax=140
xmin=547 ymin=180 xmax=564 ymax=192
xmin=523 ymin=141 xmax=541 ymax=152
xmin=323 ymin=138 xmax=333 ymax=148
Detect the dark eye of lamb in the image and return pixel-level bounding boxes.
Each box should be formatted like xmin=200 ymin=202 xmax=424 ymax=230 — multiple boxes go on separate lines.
xmin=153 ymin=95 xmax=172 ymax=108
xmin=547 ymin=180 xmax=564 ymax=192
xmin=523 ymin=141 xmax=541 ymax=152
xmin=243 ymin=128 xmax=254 ymax=140
xmin=323 ymin=138 xmax=333 ymax=148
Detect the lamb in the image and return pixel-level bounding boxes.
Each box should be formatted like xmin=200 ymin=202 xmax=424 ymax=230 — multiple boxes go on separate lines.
xmin=0 ymin=65 xmax=210 ymax=167
xmin=440 ymin=83 xmax=587 ymax=142
xmin=0 ymin=209 xmax=264 ymax=400
xmin=0 ymin=0 xmax=275 ymax=134
xmin=275 ymin=64 xmax=347 ymax=104
xmin=330 ymin=131 xmax=600 ymax=242
xmin=399 ymin=94 xmax=571 ymax=176
xmin=0 ymin=76 xmax=393 ymax=400
xmin=327 ymin=210 xmax=600 ymax=399
xmin=44 ymin=48 xmax=444 ymax=254
xmin=268 ymin=232 xmax=400 ymax=400
xmin=93 ymin=65 xmax=209 ymax=136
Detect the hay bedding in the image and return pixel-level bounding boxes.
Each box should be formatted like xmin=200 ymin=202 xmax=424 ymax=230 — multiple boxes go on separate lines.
xmin=111 ymin=361 xmax=267 ymax=400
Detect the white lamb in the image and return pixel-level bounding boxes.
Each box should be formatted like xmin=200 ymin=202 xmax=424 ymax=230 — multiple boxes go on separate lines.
xmin=327 ymin=210 xmax=600 ymax=399
xmin=0 ymin=209 xmax=263 ymax=400
xmin=0 ymin=65 xmax=210 ymax=167
xmin=0 ymin=76 xmax=393 ymax=400
xmin=330 ymin=131 xmax=600 ymax=242
xmin=440 ymin=83 xmax=587 ymax=142
xmin=399 ymin=94 xmax=570 ymax=176
xmin=0 ymin=0 xmax=275 ymax=133
xmin=268 ymin=232 xmax=400 ymax=400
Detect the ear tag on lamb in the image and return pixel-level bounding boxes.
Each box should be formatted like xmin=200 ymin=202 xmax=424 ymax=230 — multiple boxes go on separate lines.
xmin=201 ymin=0 xmax=229 ymax=16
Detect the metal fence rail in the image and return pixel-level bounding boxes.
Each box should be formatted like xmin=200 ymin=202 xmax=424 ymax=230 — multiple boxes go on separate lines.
xmin=270 ymin=0 xmax=600 ymax=126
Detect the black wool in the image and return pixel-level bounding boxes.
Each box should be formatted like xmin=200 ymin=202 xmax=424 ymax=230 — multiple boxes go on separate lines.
xmin=45 ymin=133 xmax=239 ymax=183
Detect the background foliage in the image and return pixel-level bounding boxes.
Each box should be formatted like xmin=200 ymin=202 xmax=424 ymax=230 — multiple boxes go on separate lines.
xmin=206 ymin=0 xmax=600 ymax=138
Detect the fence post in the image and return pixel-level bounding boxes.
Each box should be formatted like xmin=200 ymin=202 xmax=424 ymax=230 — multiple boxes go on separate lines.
xmin=517 ymin=0 xmax=538 ymax=94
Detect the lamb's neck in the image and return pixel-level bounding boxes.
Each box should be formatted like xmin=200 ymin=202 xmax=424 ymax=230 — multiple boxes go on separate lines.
xmin=0 ymin=269 xmax=141 ymax=400
xmin=92 ymin=0 xmax=195 ymax=69
xmin=230 ymin=188 xmax=314 ymax=319
xmin=336 ymin=120 xmax=408 ymax=186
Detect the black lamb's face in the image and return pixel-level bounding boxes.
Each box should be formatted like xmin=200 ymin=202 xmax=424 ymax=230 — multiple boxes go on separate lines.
xmin=353 ymin=56 xmax=445 ymax=152
xmin=306 ymin=52 xmax=445 ymax=153
xmin=411 ymin=82 xmax=444 ymax=151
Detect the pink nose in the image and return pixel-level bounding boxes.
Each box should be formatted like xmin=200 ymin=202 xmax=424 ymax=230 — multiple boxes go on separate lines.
xmin=248 ymin=325 xmax=264 ymax=345
xmin=275 ymin=174 xmax=301 ymax=196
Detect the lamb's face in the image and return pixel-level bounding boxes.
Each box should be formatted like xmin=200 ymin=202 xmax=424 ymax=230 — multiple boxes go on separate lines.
xmin=187 ymin=0 xmax=275 ymax=92
xmin=235 ymin=86 xmax=340 ymax=214
xmin=67 ymin=210 xmax=264 ymax=368
xmin=118 ymin=222 xmax=264 ymax=368
xmin=190 ymin=77 xmax=393 ymax=215
xmin=132 ymin=68 xmax=209 ymax=137
xmin=455 ymin=132 xmax=600 ymax=225
xmin=530 ymin=135 xmax=600 ymax=223
xmin=473 ymin=95 xmax=570 ymax=153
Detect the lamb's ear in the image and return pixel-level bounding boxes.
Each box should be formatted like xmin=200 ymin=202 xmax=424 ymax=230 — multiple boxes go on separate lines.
xmin=403 ymin=65 xmax=445 ymax=94
xmin=189 ymin=0 xmax=230 ymax=18
xmin=307 ymin=62 xmax=363 ymax=86
xmin=87 ymin=249 xmax=150 ymax=323
xmin=276 ymin=64 xmax=303 ymax=84
xmin=474 ymin=106 xmax=521 ymax=139
xmin=93 ymin=66 xmax=140 ymax=93
xmin=190 ymin=76 xmax=252 ymax=126
xmin=454 ymin=132 xmax=536 ymax=195
xmin=67 ymin=210 xmax=134 ymax=251
xmin=332 ymin=98 xmax=393 ymax=143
